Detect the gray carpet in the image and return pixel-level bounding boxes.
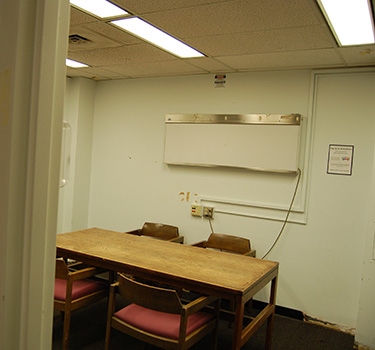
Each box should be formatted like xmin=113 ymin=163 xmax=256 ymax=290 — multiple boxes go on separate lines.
xmin=53 ymin=298 xmax=355 ymax=350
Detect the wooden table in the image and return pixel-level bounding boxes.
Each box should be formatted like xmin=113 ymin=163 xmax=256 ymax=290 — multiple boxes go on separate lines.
xmin=56 ymin=228 xmax=279 ymax=350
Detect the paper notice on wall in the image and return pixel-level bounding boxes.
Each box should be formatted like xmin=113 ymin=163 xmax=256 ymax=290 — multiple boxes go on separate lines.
xmin=327 ymin=144 xmax=354 ymax=175
xmin=214 ymin=74 xmax=226 ymax=88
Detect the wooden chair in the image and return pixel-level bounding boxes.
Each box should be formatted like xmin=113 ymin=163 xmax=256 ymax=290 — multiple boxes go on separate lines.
xmin=126 ymin=222 xmax=183 ymax=289
xmin=54 ymin=259 xmax=109 ymax=350
xmin=126 ymin=222 xmax=184 ymax=243
xmin=105 ymin=273 xmax=220 ymax=350
xmin=192 ymin=232 xmax=256 ymax=257
xmin=192 ymin=233 xmax=256 ymax=323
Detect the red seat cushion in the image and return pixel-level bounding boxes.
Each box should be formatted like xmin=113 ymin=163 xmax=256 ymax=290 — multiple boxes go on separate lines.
xmin=54 ymin=278 xmax=106 ymax=301
xmin=114 ymin=303 xmax=213 ymax=339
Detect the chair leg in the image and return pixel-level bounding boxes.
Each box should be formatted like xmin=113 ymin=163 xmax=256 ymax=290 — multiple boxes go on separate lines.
xmin=210 ymin=329 xmax=218 ymax=350
xmin=104 ymin=323 xmax=111 ymax=350
xmin=109 ymin=271 xmax=116 ymax=284
xmin=210 ymin=299 xmax=220 ymax=350
xmin=105 ymin=290 xmax=116 ymax=350
xmin=62 ymin=308 xmax=71 ymax=350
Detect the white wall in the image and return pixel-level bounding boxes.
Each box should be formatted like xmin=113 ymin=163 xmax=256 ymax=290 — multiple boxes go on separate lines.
xmin=354 ymin=71 xmax=375 ymax=346
xmin=58 ymin=77 xmax=96 ymax=233
xmin=62 ymin=68 xmax=375 ymax=348
xmin=305 ymin=71 xmax=374 ymax=332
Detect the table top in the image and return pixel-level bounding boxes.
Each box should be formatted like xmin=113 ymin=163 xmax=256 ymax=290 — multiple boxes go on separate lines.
xmin=56 ymin=227 xmax=278 ymax=300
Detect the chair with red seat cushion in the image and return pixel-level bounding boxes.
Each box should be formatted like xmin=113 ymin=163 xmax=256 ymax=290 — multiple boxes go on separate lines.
xmin=191 ymin=233 xmax=256 ymax=324
xmin=54 ymin=258 xmax=108 ymax=350
xmin=192 ymin=232 xmax=256 ymax=256
xmin=126 ymin=222 xmax=184 ymax=243
xmin=105 ymin=273 xmax=220 ymax=350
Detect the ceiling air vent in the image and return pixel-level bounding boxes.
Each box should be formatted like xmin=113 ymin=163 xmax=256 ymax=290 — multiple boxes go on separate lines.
xmin=69 ymin=34 xmax=91 ymax=44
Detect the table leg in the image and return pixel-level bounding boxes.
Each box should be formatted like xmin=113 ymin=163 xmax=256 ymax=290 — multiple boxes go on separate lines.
xmin=265 ymin=275 xmax=278 ymax=350
xmin=232 ymin=295 xmax=245 ymax=350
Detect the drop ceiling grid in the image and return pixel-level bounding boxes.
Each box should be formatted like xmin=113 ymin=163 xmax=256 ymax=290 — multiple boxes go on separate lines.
xmin=66 ymin=0 xmax=375 ymax=80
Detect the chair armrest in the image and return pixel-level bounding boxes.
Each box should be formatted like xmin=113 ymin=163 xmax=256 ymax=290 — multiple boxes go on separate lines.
xmin=66 ymin=261 xmax=84 ymax=269
xmin=169 ymin=236 xmax=184 ymax=244
xmin=191 ymin=241 xmax=206 ymax=247
xmin=108 ymin=281 xmax=119 ymax=297
xmin=126 ymin=229 xmax=141 ymax=236
xmin=184 ymin=295 xmax=218 ymax=315
xmin=70 ymin=266 xmax=108 ymax=281
xmin=243 ymin=249 xmax=256 ymax=257
xmin=110 ymin=281 xmax=119 ymax=291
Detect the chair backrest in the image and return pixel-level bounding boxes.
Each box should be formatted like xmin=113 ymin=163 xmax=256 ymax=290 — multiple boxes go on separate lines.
xmin=140 ymin=222 xmax=179 ymax=240
xmin=55 ymin=258 xmax=69 ymax=279
xmin=117 ymin=274 xmax=182 ymax=314
xmin=204 ymin=233 xmax=251 ymax=255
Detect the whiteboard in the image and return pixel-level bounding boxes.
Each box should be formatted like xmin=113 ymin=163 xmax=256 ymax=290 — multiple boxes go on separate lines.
xmin=164 ymin=114 xmax=301 ymax=173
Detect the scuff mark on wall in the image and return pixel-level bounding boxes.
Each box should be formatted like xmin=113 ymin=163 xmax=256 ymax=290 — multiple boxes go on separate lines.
xmin=179 ymin=191 xmax=198 ymax=203
xmin=304 ymin=313 xmax=355 ymax=335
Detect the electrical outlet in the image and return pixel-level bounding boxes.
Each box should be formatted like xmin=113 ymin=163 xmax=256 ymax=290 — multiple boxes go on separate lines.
xmin=191 ymin=204 xmax=202 ymax=217
xmin=203 ymin=206 xmax=214 ymax=218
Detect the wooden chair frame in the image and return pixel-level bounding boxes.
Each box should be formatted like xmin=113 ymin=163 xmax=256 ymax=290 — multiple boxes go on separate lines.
xmin=105 ymin=274 xmax=220 ymax=350
xmin=192 ymin=232 xmax=256 ymax=257
xmin=126 ymin=222 xmax=184 ymax=243
xmin=54 ymin=259 xmax=108 ymax=350
xmin=192 ymin=233 xmax=256 ymax=322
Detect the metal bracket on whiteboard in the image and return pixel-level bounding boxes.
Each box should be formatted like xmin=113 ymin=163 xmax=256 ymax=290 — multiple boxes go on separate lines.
xmin=165 ymin=113 xmax=301 ymax=125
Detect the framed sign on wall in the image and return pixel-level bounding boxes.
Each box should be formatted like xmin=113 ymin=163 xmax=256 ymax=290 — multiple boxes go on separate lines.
xmin=327 ymin=144 xmax=354 ymax=176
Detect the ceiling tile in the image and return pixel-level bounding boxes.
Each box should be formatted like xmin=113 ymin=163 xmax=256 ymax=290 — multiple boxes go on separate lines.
xmin=141 ymin=0 xmax=323 ymax=39
xmin=69 ymin=7 xmax=98 ymax=26
xmin=68 ymin=43 xmax=178 ymax=67
xmin=66 ymin=67 xmax=109 ymax=80
xmin=217 ymin=49 xmax=344 ymax=70
xmin=190 ymin=26 xmax=334 ymax=57
xmin=80 ymin=22 xmax=140 ymax=46
xmin=103 ymin=60 xmax=206 ymax=78
xmin=113 ymin=0 xmax=228 ymax=14
xmin=338 ymin=45 xmax=375 ymax=65
xmin=184 ymin=57 xmax=237 ymax=73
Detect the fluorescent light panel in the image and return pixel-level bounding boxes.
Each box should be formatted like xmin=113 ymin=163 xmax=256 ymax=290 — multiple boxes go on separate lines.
xmin=318 ymin=0 xmax=375 ymax=46
xmin=66 ymin=59 xmax=88 ymax=68
xmin=70 ymin=0 xmax=128 ymax=18
xmin=111 ymin=17 xmax=204 ymax=58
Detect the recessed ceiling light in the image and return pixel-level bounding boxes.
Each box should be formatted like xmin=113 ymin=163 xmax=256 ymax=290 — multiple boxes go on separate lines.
xmin=111 ymin=17 xmax=204 ymax=58
xmin=318 ymin=0 xmax=375 ymax=46
xmin=66 ymin=59 xmax=88 ymax=68
xmin=70 ymin=0 xmax=128 ymax=18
